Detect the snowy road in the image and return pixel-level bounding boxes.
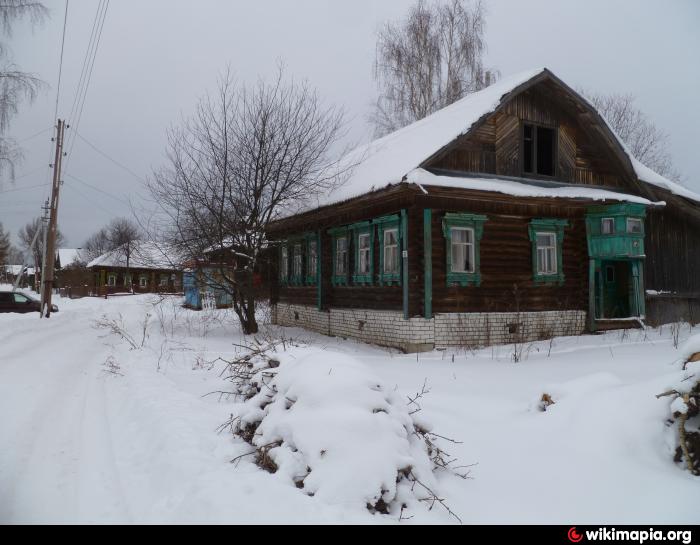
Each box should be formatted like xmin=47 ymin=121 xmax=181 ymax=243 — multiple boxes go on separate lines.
xmin=1 ymin=290 xmax=699 ymax=524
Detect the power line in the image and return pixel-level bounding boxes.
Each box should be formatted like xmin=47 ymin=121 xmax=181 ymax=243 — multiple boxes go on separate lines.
xmin=65 ymin=173 xmax=130 ymax=205
xmin=52 ymin=0 xmax=70 ymax=122
xmin=64 ymin=0 xmax=109 ymax=174
xmin=74 ymin=131 xmax=147 ymax=184
xmin=17 ymin=126 xmax=52 ymax=144
xmin=0 ymin=182 xmax=49 ymax=194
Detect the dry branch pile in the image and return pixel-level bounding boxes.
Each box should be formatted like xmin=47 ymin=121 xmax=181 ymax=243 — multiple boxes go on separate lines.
xmin=217 ymin=340 xmax=468 ymax=522
xmin=658 ymin=342 xmax=700 ymax=476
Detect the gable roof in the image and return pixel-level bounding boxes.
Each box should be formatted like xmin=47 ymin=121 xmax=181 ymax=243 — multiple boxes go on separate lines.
xmin=86 ymin=241 xmax=183 ymax=270
xmin=301 ymin=68 xmax=698 ymax=214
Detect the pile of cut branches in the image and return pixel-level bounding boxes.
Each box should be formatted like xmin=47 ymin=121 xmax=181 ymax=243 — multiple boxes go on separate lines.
xmin=217 ymin=342 xmax=469 ymax=522
xmin=658 ymin=342 xmax=700 ymax=475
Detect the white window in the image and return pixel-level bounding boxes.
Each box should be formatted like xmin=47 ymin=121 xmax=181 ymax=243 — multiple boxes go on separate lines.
xmin=307 ymin=240 xmax=317 ymax=276
xmin=159 ymin=274 xmax=168 ymax=287
xmin=280 ymin=246 xmax=288 ymax=280
xmin=357 ymin=233 xmax=370 ymax=274
xmin=139 ymin=275 xmax=148 ymax=288
xmin=383 ymin=228 xmax=399 ymax=274
xmin=335 ymin=237 xmax=348 ymax=275
xmin=536 ymin=232 xmax=557 ymax=275
xmin=123 ymin=274 xmax=132 ymax=287
xmin=601 ymin=218 xmax=615 ymax=234
xmin=107 ymin=274 xmax=116 ymax=286
xmin=627 ymin=218 xmax=642 ymax=234
xmin=450 ymin=227 xmax=475 ymax=273
xmin=293 ymin=244 xmax=303 ymax=278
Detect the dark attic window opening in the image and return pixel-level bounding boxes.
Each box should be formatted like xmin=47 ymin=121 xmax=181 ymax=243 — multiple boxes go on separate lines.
xmin=523 ymin=123 xmax=556 ymax=177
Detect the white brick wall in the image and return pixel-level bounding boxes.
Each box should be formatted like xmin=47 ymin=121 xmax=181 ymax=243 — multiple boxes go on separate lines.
xmin=272 ymin=303 xmax=587 ymax=352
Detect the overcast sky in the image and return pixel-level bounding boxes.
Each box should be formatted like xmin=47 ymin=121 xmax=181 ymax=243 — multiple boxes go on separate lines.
xmin=3 ymin=0 xmax=699 ymax=248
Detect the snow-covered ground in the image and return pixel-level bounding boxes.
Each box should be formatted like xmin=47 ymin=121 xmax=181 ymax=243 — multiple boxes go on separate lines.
xmin=0 ymin=286 xmax=698 ymax=524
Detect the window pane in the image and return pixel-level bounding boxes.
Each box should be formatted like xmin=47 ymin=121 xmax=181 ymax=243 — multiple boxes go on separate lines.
xmin=627 ymin=218 xmax=642 ymax=233
xmin=523 ymin=124 xmax=534 ymax=173
xmin=359 ymin=233 xmax=369 ymax=249
xmin=536 ymin=126 xmax=555 ymax=176
xmin=536 ymin=233 xmax=557 ymax=274
xmin=13 ymin=294 xmax=27 ymax=303
xmin=450 ymin=228 xmax=474 ymax=273
xmin=601 ymin=218 xmax=615 ymax=234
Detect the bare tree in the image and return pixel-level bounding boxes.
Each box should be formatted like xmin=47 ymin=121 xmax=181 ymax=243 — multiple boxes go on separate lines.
xmin=0 ymin=1 xmax=48 ymax=184
xmin=0 ymin=221 xmax=10 ymax=265
xmin=147 ymin=67 xmax=347 ymax=335
xmin=584 ymin=91 xmax=682 ymax=182
xmin=17 ymin=216 xmax=64 ymax=284
xmin=83 ymin=227 xmax=110 ymax=262
xmin=372 ymin=0 xmax=497 ymax=136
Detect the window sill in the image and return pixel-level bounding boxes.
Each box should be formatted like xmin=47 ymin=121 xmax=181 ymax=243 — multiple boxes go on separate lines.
xmin=446 ymin=272 xmax=481 ymax=287
xmin=352 ymin=274 xmax=373 ymax=285
xmin=533 ymin=274 xmax=565 ymax=286
xmin=379 ymin=274 xmax=401 ymax=286
xmin=331 ymin=276 xmax=349 ymax=286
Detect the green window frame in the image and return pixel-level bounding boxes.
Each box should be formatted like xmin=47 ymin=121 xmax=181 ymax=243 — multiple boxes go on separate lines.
xmin=279 ymin=243 xmax=289 ymax=285
xmin=528 ymin=218 xmax=567 ymax=285
xmin=305 ymin=233 xmax=319 ymax=285
xmin=350 ymin=221 xmax=373 ymax=284
xmin=290 ymin=240 xmax=304 ymax=286
xmin=328 ymin=226 xmax=349 ymax=286
xmin=442 ymin=213 xmax=487 ymax=286
xmin=375 ymin=215 xmax=401 ymax=286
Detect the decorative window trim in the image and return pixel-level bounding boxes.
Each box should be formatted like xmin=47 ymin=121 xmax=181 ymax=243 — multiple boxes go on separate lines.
xmin=375 ymin=215 xmax=401 ymax=286
xmin=442 ymin=213 xmax=488 ymax=287
xmin=350 ymin=221 xmax=373 ymax=285
xmin=107 ymin=274 xmax=117 ymax=287
xmin=328 ymin=226 xmax=349 ymax=286
xmin=304 ymin=233 xmax=319 ymax=286
xmin=139 ymin=275 xmax=148 ymax=288
xmin=528 ymin=218 xmax=567 ymax=285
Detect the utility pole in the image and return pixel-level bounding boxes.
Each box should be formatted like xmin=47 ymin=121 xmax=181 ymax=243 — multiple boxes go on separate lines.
xmin=40 ymin=119 xmax=66 ymax=318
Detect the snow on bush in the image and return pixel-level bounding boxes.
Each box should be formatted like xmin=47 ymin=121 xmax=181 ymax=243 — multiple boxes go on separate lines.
xmin=220 ymin=340 xmax=465 ymax=521
xmin=658 ymin=334 xmax=700 ymax=475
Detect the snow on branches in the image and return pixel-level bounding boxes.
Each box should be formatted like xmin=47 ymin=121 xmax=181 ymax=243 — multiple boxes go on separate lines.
xmin=217 ymin=338 xmax=468 ymax=522
xmin=658 ymin=335 xmax=700 ymax=475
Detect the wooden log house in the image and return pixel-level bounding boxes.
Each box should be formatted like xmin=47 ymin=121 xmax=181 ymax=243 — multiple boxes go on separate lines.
xmin=87 ymin=241 xmax=183 ymax=296
xmin=267 ymin=68 xmax=700 ymax=352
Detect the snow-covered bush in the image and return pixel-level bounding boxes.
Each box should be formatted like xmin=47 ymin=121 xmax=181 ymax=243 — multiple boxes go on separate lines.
xmin=220 ymin=342 xmax=465 ymax=521
xmin=659 ymin=334 xmax=700 ymax=475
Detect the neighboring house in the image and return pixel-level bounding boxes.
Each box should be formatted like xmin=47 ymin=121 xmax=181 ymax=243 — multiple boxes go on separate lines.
xmin=1 ymin=265 xmax=24 ymax=285
xmin=267 ymin=68 xmax=700 ymax=353
xmin=55 ymin=248 xmax=91 ymax=295
xmin=87 ymin=241 xmax=183 ymax=295
xmin=182 ymin=241 xmax=272 ymax=310
xmin=56 ymin=248 xmax=87 ymax=270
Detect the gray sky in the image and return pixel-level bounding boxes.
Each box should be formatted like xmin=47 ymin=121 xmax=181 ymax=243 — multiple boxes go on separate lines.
xmin=3 ymin=0 xmax=699 ymax=248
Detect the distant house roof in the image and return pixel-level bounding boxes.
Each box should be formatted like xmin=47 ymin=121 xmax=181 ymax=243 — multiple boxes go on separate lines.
xmin=86 ymin=241 xmax=183 ymax=270
xmin=296 ymin=67 xmax=698 ymax=214
xmin=57 ymin=248 xmax=86 ymax=268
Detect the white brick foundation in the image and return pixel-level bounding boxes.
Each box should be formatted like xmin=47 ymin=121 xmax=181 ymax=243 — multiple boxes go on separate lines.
xmin=272 ymin=303 xmax=587 ymax=352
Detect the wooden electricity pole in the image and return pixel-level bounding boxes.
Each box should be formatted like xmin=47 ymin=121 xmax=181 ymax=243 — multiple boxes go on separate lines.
xmin=40 ymin=119 xmax=66 ymax=318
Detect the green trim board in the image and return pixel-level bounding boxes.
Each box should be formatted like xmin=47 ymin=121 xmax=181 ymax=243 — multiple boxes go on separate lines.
xmin=401 ymin=209 xmax=408 ymax=319
xmin=528 ymin=218 xmax=567 ymax=285
xmin=423 ymin=209 xmax=432 ymax=319
xmin=442 ymin=213 xmax=488 ymax=287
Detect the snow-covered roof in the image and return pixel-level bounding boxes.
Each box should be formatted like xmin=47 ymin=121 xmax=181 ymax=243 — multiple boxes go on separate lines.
xmin=408 ymin=169 xmax=663 ymax=206
xmin=87 ymin=241 xmax=183 ymax=270
xmin=57 ymin=248 xmax=86 ymax=268
xmin=3 ymin=265 xmax=24 ymax=275
xmin=299 ymin=67 xmax=699 ymax=214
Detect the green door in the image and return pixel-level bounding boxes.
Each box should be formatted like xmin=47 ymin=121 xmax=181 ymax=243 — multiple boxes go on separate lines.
xmin=601 ymin=261 xmax=630 ymax=318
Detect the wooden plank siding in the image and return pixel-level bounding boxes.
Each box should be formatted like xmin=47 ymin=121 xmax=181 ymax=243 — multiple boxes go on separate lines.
xmin=427 ymin=81 xmax=629 ymax=191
